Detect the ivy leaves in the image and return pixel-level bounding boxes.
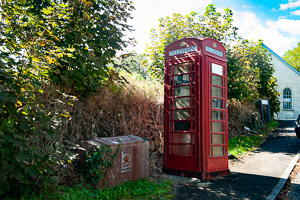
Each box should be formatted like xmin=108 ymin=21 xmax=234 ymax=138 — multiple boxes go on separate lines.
xmin=84 ymin=144 xmax=120 ymax=185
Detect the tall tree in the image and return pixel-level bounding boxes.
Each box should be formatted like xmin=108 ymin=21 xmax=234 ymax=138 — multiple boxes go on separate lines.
xmin=227 ymin=40 xmax=280 ymax=115
xmin=145 ymin=4 xmax=238 ymax=79
xmin=283 ymin=42 xmax=300 ymax=72
xmin=145 ymin=4 xmax=280 ymax=115
xmin=0 ymin=0 xmax=134 ymax=197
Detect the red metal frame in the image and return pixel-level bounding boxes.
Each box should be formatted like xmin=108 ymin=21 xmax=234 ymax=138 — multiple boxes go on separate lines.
xmin=163 ymin=38 xmax=230 ymax=180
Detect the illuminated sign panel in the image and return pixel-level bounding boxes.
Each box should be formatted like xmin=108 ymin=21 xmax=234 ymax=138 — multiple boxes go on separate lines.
xmin=169 ymin=45 xmax=197 ymax=56
xmin=205 ymin=46 xmax=224 ymax=57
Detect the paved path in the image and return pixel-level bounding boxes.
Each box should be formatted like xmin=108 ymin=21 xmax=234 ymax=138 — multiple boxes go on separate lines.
xmin=174 ymin=129 xmax=300 ymax=200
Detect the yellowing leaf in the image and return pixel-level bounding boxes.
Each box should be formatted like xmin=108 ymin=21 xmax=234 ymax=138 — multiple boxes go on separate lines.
xmin=38 ymin=40 xmax=46 ymax=47
xmin=42 ymin=8 xmax=52 ymax=15
xmin=57 ymin=53 xmax=64 ymax=58
xmin=16 ymin=101 xmax=22 ymax=107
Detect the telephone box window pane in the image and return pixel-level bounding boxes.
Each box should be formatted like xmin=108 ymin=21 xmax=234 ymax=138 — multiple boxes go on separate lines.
xmin=174 ymin=86 xmax=190 ymax=97
xmin=212 ymin=98 xmax=223 ymax=109
xmin=211 ymin=134 xmax=224 ymax=144
xmin=212 ymin=75 xmax=223 ymax=86
xmin=172 ymin=109 xmax=191 ymax=120
xmin=191 ymin=74 xmax=195 ymax=84
xmin=211 ymin=63 xmax=223 ymax=76
xmin=211 ymin=146 xmax=224 ymax=157
xmin=170 ymin=99 xmax=173 ymax=109
xmin=212 ymin=86 xmax=223 ymax=98
xmin=212 ymin=122 xmax=224 ymax=132
xmin=170 ymin=77 xmax=173 ymax=85
xmin=173 ymin=63 xmax=191 ymax=75
xmin=173 ymin=145 xmax=191 ymax=156
xmin=169 ymin=122 xmax=173 ymax=131
xmin=173 ymin=133 xmax=192 ymax=143
xmin=174 ymin=97 xmax=191 ymax=108
xmin=212 ymin=110 xmax=223 ymax=120
xmin=174 ymin=121 xmax=190 ymax=131
xmin=174 ymin=74 xmax=190 ymax=85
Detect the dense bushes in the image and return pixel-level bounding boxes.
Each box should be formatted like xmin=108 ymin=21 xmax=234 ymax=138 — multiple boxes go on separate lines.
xmin=39 ymin=73 xmax=261 ymax=179
xmin=38 ymin=73 xmax=164 ymax=178
xmin=0 ymin=2 xmax=279 ymax=198
xmin=0 ymin=0 xmax=134 ymax=197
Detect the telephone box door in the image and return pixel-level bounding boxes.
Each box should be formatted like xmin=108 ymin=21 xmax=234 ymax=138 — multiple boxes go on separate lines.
xmin=164 ymin=58 xmax=199 ymax=172
xmin=206 ymin=57 xmax=228 ymax=169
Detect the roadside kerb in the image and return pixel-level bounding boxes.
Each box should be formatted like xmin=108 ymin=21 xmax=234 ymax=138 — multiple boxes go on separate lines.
xmin=266 ymin=149 xmax=300 ymax=200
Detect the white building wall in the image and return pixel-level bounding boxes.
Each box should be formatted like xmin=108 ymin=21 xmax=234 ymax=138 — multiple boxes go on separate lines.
xmin=270 ymin=53 xmax=300 ymax=119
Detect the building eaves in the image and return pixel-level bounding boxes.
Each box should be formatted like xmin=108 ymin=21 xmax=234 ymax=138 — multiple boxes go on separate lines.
xmin=262 ymin=43 xmax=300 ymax=76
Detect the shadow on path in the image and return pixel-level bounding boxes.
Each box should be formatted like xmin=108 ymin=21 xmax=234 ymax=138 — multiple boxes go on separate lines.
xmin=174 ymin=172 xmax=280 ymax=200
xmin=254 ymin=132 xmax=300 ymax=155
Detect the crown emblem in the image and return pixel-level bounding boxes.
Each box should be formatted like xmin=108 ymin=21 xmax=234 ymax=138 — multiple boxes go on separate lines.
xmin=213 ymin=42 xmax=217 ymax=48
xmin=180 ymin=42 xmax=186 ymax=47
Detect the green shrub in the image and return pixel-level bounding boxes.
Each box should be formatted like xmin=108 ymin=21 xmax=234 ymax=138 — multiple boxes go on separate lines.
xmin=228 ymin=135 xmax=265 ymax=157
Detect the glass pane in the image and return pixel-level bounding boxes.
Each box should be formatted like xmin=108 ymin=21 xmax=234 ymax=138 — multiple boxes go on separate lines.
xmin=169 ymin=99 xmax=173 ymax=109
xmin=283 ymin=88 xmax=292 ymax=98
xmin=169 ymin=122 xmax=173 ymax=131
xmin=174 ymin=74 xmax=190 ymax=85
xmin=212 ymin=63 xmax=223 ymax=75
xmin=173 ymin=63 xmax=191 ymax=74
xmin=212 ymin=122 xmax=223 ymax=132
xmin=174 ymin=121 xmax=190 ymax=131
xmin=172 ymin=109 xmax=191 ymax=120
xmin=174 ymin=98 xmax=190 ymax=108
xmin=212 ymin=110 xmax=223 ymax=120
xmin=191 ymin=74 xmax=195 ymax=84
xmin=174 ymin=86 xmax=190 ymax=97
xmin=170 ymin=77 xmax=173 ymax=85
xmin=283 ymin=102 xmax=292 ymax=110
xmin=212 ymin=75 xmax=223 ymax=86
xmin=173 ymin=145 xmax=191 ymax=156
xmin=173 ymin=133 xmax=191 ymax=143
xmin=212 ymin=146 xmax=224 ymax=157
xmin=212 ymin=86 xmax=223 ymax=98
xmin=212 ymin=98 xmax=223 ymax=109
xmin=211 ymin=134 xmax=224 ymax=144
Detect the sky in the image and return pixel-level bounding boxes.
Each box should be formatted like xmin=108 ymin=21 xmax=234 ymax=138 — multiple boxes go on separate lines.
xmin=126 ymin=0 xmax=300 ymax=56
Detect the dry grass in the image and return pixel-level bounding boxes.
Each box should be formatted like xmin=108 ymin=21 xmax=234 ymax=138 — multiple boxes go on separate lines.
xmin=228 ymin=99 xmax=262 ymax=138
xmin=39 ymin=74 xmax=262 ymax=181
xmin=40 ymin=73 xmax=164 ymax=178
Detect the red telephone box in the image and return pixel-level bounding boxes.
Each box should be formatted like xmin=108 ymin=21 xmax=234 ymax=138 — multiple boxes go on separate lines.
xmin=163 ymin=37 xmax=230 ymax=180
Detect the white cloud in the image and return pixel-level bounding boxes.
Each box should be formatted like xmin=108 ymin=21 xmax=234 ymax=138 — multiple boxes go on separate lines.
xmin=125 ymin=1 xmax=300 ymax=56
xmin=279 ymin=0 xmax=300 ymax=10
xmin=290 ymin=9 xmax=300 ymax=15
xmin=233 ymin=10 xmax=299 ymax=56
xmin=126 ymin=0 xmax=212 ymax=53
xmin=267 ymin=18 xmax=300 ymax=35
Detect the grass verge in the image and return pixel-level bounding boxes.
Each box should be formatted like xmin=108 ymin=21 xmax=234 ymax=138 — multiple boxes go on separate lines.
xmin=20 ymin=179 xmax=173 ymax=200
xmin=228 ymin=120 xmax=279 ymax=158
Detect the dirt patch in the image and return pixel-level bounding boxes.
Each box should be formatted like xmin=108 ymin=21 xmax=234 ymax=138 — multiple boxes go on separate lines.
xmin=276 ymin=158 xmax=300 ymax=200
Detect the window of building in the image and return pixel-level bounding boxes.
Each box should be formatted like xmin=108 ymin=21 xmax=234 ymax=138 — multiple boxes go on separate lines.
xmin=283 ymin=88 xmax=292 ymax=110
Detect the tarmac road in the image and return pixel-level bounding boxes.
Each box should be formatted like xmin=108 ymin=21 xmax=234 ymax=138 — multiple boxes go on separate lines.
xmin=173 ymin=128 xmax=300 ymax=200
